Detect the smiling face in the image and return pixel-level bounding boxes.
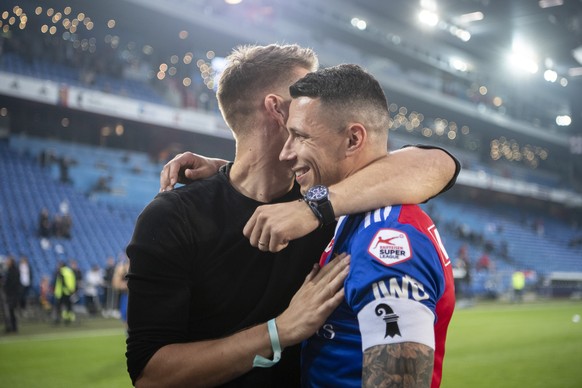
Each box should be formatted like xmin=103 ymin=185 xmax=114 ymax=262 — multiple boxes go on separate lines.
xmin=280 ymin=96 xmax=349 ymax=193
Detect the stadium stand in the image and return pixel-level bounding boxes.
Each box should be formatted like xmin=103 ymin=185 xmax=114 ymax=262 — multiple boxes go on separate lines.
xmin=2 ymin=134 xmax=581 ymax=300
xmin=0 ymin=52 xmax=166 ymax=105
xmin=0 ymin=138 xmax=152 ymax=297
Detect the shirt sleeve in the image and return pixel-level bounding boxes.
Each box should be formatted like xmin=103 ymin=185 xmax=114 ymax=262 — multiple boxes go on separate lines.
xmin=125 ymin=191 xmax=196 ymax=385
xmin=402 ymin=144 xmax=461 ymax=200
xmin=343 ymin=215 xmax=445 ymax=352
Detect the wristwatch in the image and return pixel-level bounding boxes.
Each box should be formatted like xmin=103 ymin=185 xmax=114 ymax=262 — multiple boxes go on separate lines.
xmin=304 ymin=185 xmax=335 ymax=227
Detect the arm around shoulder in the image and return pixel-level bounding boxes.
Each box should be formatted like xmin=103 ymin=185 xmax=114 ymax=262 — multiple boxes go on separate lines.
xmin=329 ymin=145 xmax=459 ymax=216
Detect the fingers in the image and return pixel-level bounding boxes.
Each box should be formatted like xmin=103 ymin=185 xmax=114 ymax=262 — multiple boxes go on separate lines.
xmin=245 ymin=201 xmax=320 ymax=253
xmin=314 ymin=252 xmax=350 ymax=283
xmin=275 ymin=253 xmax=350 ymax=347
xmin=160 ymin=152 xmax=203 ymax=192
xmin=244 ymin=205 xmax=291 ymax=253
xmin=314 ymin=253 xmax=350 ymax=313
xmin=302 ymin=253 xmax=350 ymax=298
xmin=243 ymin=213 xmax=258 ymax=243
xmin=159 ymin=156 xmax=177 ymax=192
xmin=303 ymin=263 xmax=321 ymax=283
xmin=160 ymin=153 xmax=186 ymax=192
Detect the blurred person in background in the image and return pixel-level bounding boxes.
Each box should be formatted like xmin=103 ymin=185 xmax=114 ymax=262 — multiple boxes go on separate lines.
xmin=53 ymin=260 xmax=76 ymax=325
xmin=84 ymin=264 xmax=104 ymax=316
xmin=18 ymin=255 xmax=32 ymax=315
xmin=3 ymin=256 xmax=21 ymax=333
xmin=112 ymin=256 xmax=129 ymax=327
xmin=454 ymin=244 xmax=472 ymax=300
xmin=38 ymin=208 xmax=51 ymax=238
xmin=512 ymin=269 xmax=526 ymax=303
xmin=69 ymin=259 xmax=83 ymax=306
xmin=102 ymin=256 xmax=118 ymax=318
xmin=135 ymin=44 xmax=458 ymax=387
xmin=476 ymin=249 xmax=493 ymax=273
xmin=39 ymin=274 xmax=53 ymax=319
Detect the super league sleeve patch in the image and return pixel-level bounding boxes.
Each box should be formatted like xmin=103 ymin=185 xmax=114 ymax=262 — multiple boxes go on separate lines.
xmin=367 ymin=228 xmax=412 ymax=266
xmin=357 ymin=297 xmax=435 ymax=351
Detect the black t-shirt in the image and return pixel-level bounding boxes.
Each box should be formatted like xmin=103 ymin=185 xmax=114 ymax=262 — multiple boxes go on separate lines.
xmin=126 ymin=164 xmax=335 ymax=387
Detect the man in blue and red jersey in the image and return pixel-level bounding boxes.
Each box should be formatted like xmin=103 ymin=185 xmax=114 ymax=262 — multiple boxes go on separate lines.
xmin=279 ymin=64 xmax=455 ymax=388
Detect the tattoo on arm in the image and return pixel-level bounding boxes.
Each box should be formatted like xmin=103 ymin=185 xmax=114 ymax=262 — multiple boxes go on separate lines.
xmin=362 ymin=342 xmax=434 ymax=388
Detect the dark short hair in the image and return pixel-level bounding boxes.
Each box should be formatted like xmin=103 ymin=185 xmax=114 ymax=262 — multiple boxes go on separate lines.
xmin=289 ymin=64 xmax=390 ymax=132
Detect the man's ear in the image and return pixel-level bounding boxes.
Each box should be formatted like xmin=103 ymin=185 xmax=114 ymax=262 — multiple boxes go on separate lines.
xmin=345 ymin=123 xmax=367 ymax=156
xmin=264 ymin=94 xmax=288 ymax=127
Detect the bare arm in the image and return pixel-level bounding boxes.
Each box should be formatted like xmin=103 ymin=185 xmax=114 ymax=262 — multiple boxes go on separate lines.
xmin=136 ymin=254 xmax=350 ymax=388
xmin=244 ymin=146 xmax=458 ymax=251
xmin=362 ymin=343 xmax=434 ymax=388
xmin=160 ymin=152 xmax=228 ymax=192
xmin=330 ymin=146 xmax=457 ymax=216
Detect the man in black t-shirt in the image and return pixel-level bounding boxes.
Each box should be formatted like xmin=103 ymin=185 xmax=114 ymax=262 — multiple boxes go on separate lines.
xmin=127 ymin=44 xmax=459 ymax=387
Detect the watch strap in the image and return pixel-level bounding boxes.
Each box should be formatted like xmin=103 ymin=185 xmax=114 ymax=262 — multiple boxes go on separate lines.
xmin=317 ymin=198 xmax=335 ymax=226
xmin=306 ymin=201 xmax=324 ymax=228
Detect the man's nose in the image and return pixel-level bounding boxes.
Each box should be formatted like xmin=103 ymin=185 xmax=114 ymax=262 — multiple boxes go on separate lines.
xmin=279 ymin=139 xmax=295 ymax=161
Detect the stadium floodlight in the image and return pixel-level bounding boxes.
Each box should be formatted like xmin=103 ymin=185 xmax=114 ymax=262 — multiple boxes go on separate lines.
xmin=538 ymin=0 xmax=563 ymax=8
xmin=544 ymin=69 xmax=558 ymax=82
xmin=350 ymin=17 xmax=367 ymax=31
xmin=572 ymin=45 xmax=582 ymax=65
xmin=508 ymin=41 xmax=539 ymax=74
xmin=418 ymin=10 xmax=439 ymax=27
xmin=556 ymin=115 xmax=571 ymax=126
xmin=455 ymin=29 xmax=471 ymax=42
xmin=450 ymin=58 xmax=469 ymax=72
xmin=508 ymin=53 xmax=539 ymax=74
xmin=458 ymin=11 xmax=484 ymax=24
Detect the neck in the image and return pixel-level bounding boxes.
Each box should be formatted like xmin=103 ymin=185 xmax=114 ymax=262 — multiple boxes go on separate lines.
xmin=340 ymin=149 xmax=387 ymax=183
xmin=229 ymin=139 xmax=295 ymax=203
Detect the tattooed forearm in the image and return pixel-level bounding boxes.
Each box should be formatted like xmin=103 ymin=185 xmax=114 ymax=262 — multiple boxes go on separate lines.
xmin=362 ymin=343 xmax=434 ymax=388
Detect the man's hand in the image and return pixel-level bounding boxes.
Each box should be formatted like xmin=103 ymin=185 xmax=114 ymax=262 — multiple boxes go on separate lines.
xmin=159 ymin=152 xmax=227 ymax=192
xmin=243 ymin=200 xmax=321 ymax=252
xmin=276 ymin=253 xmax=350 ymax=348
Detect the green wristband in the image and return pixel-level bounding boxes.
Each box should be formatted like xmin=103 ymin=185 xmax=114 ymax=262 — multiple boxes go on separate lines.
xmin=252 ymin=319 xmax=282 ymax=368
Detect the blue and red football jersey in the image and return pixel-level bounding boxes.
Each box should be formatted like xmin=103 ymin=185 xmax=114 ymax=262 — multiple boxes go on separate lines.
xmin=301 ymin=205 xmax=455 ymax=388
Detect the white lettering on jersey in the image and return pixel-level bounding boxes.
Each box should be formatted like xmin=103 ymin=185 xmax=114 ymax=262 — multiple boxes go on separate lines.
xmin=368 ymin=229 xmax=412 ymax=266
xmin=316 ymin=323 xmax=336 ymax=339
xmin=372 ymin=275 xmax=430 ymax=302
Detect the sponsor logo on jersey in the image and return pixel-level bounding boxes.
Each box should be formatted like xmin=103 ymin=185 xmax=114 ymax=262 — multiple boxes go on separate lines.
xmin=372 ymin=275 xmax=430 ymax=302
xmin=375 ymin=303 xmax=401 ymax=338
xmin=368 ymin=228 xmax=412 ymax=266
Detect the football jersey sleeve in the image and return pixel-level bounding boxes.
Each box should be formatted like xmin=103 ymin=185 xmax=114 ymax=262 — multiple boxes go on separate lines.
xmin=343 ymin=210 xmax=446 ymax=352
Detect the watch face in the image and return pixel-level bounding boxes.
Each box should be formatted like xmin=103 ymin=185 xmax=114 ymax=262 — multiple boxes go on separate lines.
xmin=306 ymin=185 xmax=328 ymax=202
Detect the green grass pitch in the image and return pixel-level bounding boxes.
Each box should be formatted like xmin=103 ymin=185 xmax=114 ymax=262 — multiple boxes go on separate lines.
xmin=0 ymin=300 xmax=580 ymax=387
xmin=442 ymin=300 xmax=582 ymax=388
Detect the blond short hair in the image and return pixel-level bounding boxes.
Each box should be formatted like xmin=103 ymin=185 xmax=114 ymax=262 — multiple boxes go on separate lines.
xmin=217 ymin=44 xmax=318 ymax=135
